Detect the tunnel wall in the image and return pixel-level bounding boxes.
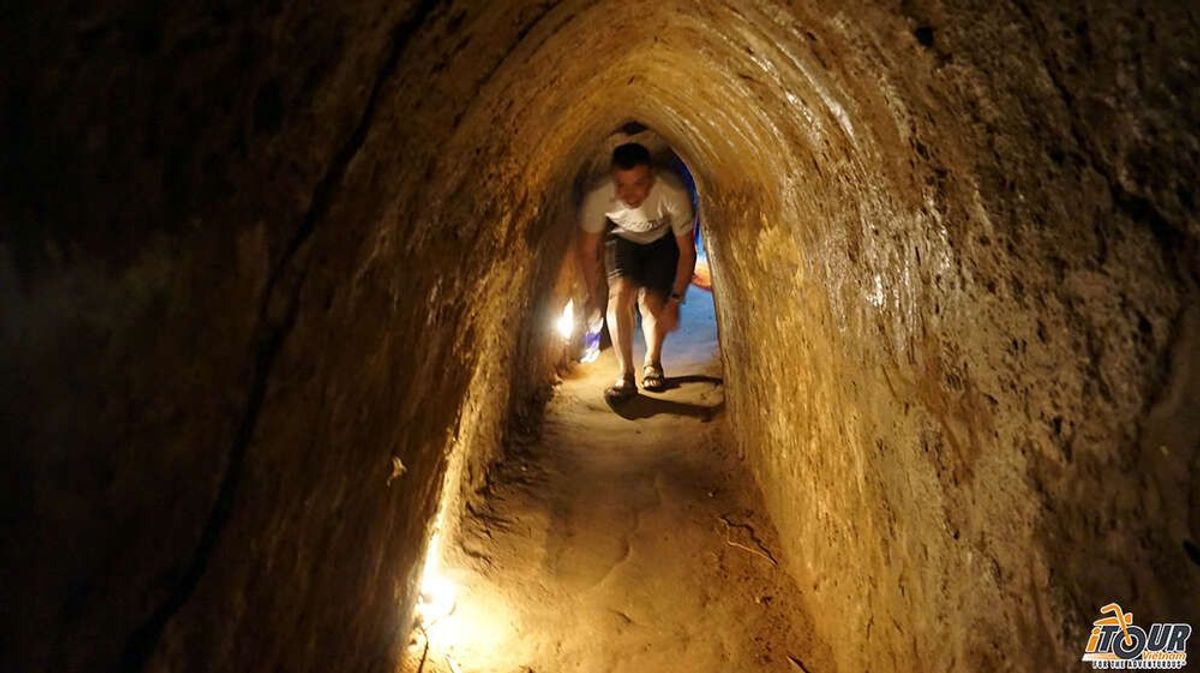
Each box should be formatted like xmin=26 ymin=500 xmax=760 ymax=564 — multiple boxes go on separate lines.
xmin=2 ymin=1 xmax=1198 ymax=672
xmin=1 ymin=2 xmax=588 ymax=671
xmin=690 ymin=2 xmax=1200 ymax=671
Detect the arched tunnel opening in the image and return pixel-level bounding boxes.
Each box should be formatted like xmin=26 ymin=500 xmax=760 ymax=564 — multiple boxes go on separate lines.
xmin=2 ymin=2 xmax=1198 ymax=672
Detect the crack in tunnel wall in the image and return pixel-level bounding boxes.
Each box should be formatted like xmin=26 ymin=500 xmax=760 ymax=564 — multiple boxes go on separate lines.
xmin=116 ymin=1 xmax=450 ymax=669
xmin=2 ymin=1 xmax=1198 ymax=672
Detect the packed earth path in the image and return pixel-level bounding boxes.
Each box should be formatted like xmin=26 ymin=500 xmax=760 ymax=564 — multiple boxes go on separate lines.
xmin=411 ymin=292 xmax=835 ymax=673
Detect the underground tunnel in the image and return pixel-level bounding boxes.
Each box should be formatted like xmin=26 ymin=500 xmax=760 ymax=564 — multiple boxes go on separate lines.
xmin=2 ymin=1 xmax=1198 ymax=671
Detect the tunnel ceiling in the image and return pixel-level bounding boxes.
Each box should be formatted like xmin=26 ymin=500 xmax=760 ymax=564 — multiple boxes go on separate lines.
xmin=2 ymin=1 xmax=1197 ymax=672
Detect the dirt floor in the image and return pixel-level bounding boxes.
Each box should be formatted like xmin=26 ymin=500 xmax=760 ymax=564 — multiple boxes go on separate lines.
xmin=407 ymin=291 xmax=834 ymax=673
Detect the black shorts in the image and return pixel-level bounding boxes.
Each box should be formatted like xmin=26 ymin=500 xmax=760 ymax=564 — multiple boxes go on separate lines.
xmin=604 ymin=229 xmax=679 ymax=295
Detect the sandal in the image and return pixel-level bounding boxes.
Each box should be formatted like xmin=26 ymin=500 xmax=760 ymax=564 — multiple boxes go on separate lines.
xmin=642 ymin=363 xmax=666 ymax=391
xmin=604 ymin=374 xmax=638 ymax=403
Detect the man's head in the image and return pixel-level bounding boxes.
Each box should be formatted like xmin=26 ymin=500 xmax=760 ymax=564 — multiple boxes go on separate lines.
xmin=610 ymin=142 xmax=654 ymax=208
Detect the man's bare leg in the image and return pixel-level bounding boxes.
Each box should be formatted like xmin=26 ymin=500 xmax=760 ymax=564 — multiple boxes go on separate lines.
xmin=639 ymin=289 xmax=669 ymax=368
xmin=607 ymin=277 xmax=638 ymax=380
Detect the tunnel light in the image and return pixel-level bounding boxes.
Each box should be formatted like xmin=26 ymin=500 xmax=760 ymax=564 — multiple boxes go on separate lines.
xmin=418 ymin=572 xmax=458 ymax=624
xmin=555 ymin=299 xmax=575 ymax=339
xmin=412 ymin=532 xmax=520 ymax=671
xmin=416 ymin=533 xmax=457 ymax=626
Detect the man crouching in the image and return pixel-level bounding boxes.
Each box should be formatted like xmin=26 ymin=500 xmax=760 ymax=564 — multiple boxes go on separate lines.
xmin=577 ymin=142 xmax=697 ymax=402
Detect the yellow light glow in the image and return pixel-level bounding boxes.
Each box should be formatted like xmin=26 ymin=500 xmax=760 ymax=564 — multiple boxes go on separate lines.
xmin=410 ymin=529 xmax=522 ymax=671
xmin=416 ymin=533 xmax=457 ymax=626
xmin=555 ymin=299 xmax=575 ymax=339
xmin=418 ymin=573 xmax=457 ymax=623
xmin=424 ymin=580 xmax=520 ymax=667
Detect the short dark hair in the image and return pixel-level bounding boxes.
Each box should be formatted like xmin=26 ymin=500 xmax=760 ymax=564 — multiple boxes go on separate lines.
xmin=611 ymin=142 xmax=651 ymax=170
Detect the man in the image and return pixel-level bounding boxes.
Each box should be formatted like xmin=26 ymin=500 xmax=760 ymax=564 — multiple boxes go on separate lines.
xmin=577 ymin=142 xmax=697 ymax=402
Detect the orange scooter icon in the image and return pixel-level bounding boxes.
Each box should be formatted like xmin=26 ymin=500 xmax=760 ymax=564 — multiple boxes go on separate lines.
xmin=1095 ymin=603 xmax=1135 ymax=648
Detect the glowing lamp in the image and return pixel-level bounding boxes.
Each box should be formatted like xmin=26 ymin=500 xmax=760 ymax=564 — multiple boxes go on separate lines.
xmin=555 ymin=299 xmax=575 ymax=339
xmin=417 ymin=572 xmax=457 ymax=624
xmin=416 ymin=533 xmax=457 ymax=625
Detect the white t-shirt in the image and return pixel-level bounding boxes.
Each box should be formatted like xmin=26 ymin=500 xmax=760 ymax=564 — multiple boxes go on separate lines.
xmin=579 ymin=170 xmax=695 ymax=244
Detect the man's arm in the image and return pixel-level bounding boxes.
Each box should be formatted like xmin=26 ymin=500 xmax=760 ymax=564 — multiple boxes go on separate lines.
xmin=577 ymin=229 xmax=604 ymax=311
xmin=671 ymin=219 xmax=698 ymax=300
xmin=658 ymin=217 xmax=697 ymax=333
xmin=661 ymin=177 xmax=697 ymax=302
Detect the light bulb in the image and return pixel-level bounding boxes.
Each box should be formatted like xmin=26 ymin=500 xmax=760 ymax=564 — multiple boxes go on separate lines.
xmin=555 ymin=299 xmax=575 ymax=339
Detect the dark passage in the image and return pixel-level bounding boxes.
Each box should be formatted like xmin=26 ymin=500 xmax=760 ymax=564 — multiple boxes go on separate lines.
xmin=1 ymin=2 xmax=1198 ymax=672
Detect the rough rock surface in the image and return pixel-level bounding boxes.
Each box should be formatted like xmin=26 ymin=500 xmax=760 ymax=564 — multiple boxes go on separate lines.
xmin=2 ymin=1 xmax=1197 ymax=672
xmin=402 ymin=293 xmax=834 ymax=673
